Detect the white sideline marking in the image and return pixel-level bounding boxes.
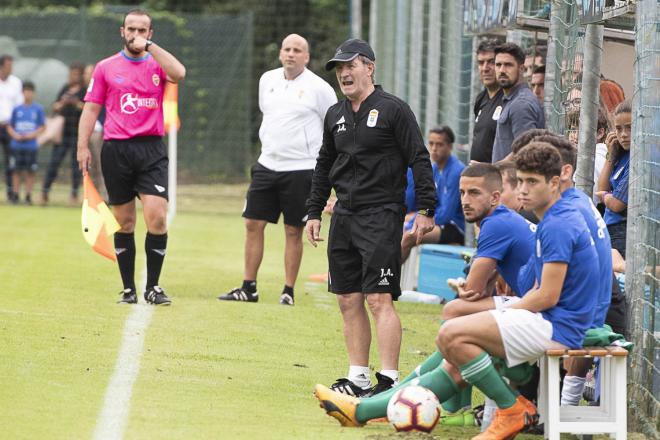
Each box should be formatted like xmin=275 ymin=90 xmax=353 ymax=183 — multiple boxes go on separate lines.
xmin=93 ymin=210 xmax=175 ymax=439
xmin=91 ymin=301 xmax=152 ymax=440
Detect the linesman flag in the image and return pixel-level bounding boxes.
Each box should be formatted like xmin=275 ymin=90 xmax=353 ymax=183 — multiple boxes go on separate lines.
xmin=163 ymin=82 xmax=180 ymax=131
xmin=81 ymin=175 xmax=120 ymax=261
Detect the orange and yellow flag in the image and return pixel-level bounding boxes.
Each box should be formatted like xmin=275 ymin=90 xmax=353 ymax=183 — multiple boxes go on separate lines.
xmin=81 ymin=175 xmax=120 ymax=261
xmin=163 ymin=82 xmax=180 ymax=131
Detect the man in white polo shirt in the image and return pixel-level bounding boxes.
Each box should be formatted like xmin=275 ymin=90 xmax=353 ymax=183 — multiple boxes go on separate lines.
xmin=0 ymin=55 xmax=24 ymax=202
xmin=218 ymin=34 xmax=336 ymax=306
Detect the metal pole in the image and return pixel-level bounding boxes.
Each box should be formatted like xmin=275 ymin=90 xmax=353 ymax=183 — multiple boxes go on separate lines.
xmin=407 ymin=0 xmax=424 ymax=120
xmin=574 ymin=23 xmax=603 ymax=198
xmin=351 ymin=0 xmax=362 ymax=39
xmin=368 ymin=0 xmax=378 ymax=53
xmin=424 ymin=0 xmax=442 ymax=134
xmin=441 ymin=0 xmax=461 ymax=131
xmin=394 ymin=0 xmax=409 ymax=99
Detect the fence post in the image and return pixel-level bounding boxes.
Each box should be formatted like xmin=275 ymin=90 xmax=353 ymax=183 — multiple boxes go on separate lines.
xmin=574 ymin=23 xmax=603 ymax=198
xmin=627 ymin=0 xmax=660 ymax=437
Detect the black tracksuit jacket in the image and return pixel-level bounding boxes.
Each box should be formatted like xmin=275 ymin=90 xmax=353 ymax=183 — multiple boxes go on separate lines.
xmin=307 ymin=86 xmax=437 ymax=219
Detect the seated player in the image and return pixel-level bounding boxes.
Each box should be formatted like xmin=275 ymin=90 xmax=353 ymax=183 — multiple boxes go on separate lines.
xmin=315 ymin=142 xmax=599 ymax=440
xmin=313 ymin=162 xmax=538 ymax=427
xmin=401 ymin=126 xmax=465 ymax=263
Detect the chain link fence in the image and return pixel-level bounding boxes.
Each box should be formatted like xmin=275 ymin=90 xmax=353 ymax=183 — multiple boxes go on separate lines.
xmin=627 ymin=0 xmax=660 ymax=435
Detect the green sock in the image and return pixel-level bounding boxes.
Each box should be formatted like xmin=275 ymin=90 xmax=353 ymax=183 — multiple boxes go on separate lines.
xmin=501 ymin=362 xmax=534 ymax=385
xmin=442 ymin=384 xmax=472 ymax=413
xmin=460 ymin=352 xmax=517 ymax=409
xmin=399 ymin=350 xmax=444 ymax=385
xmin=355 ymin=364 xmax=460 ymax=423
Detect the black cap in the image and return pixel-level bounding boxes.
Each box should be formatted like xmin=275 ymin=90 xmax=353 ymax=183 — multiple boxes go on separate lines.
xmin=325 ymin=38 xmax=375 ymax=71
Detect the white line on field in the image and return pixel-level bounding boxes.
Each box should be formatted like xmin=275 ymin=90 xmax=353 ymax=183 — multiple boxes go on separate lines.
xmin=92 ymin=210 xmax=175 ymax=440
xmin=91 ymin=271 xmax=151 ymax=440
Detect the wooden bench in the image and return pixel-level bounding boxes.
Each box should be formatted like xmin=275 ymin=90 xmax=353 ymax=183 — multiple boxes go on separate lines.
xmin=538 ymin=346 xmax=628 ymax=439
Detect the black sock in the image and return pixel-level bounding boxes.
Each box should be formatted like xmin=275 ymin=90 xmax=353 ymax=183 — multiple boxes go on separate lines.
xmin=283 ymin=285 xmax=294 ymax=298
xmin=114 ymin=232 xmax=136 ymax=292
xmin=145 ymin=232 xmax=167 ymax=289
xmin=242 ymin=280 xmax=257 ymax=293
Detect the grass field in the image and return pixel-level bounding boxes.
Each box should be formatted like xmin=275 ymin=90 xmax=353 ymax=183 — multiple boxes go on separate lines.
xmin=0 ymin=184 xmax=633 ymax=439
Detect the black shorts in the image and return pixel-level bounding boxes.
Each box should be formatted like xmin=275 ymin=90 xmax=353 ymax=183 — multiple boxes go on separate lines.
xmin=605 ymin=274 xmax=628 ymax=336
xmin=327 ymin=209 xmax=404 ymax=299
xmin=9 ymin=149 xmax=38 ymax=171
xmin=101 ymin=136 xmax=168 ymax=206
xmin=242 ymin=162 xmax=312 ymax=227
xmin=438 ymin=223 xmax=465 ymax=245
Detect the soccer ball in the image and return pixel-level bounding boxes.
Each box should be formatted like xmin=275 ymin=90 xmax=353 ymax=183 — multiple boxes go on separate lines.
xmin=386 ymin=385 xmax=441 ymax=433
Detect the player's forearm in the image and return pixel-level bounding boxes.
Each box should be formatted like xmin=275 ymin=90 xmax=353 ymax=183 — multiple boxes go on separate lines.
xmin=77 ymin=103 xmax=102 ymax=150
xmin=149 ymin=43 xmax=186 ymax=83
xmin=509 ymin=288 xmax=555 ymax=312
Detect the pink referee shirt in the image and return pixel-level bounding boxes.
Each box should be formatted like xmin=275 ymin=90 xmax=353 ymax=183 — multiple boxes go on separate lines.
xmin=85 ymin=51 xmax=167 ymax=140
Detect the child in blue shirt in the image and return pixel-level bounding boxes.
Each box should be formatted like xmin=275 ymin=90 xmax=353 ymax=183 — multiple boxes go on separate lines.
xmin=7 ymin=81 xmax=45 ymax=204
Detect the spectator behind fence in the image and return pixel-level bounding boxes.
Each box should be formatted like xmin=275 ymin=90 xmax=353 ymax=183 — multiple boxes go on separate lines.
xmin=7 ymin=81 xmax=45 ymax=205
xmin=217 ymin=34 xmax=337 ymax=306
xmin=566 ymin=107 xmax=611 ymax=212
xmin=401 ymin=126 xmax=465 ymax=262
xmin=530 ymin=65 xmax=545 ymax=104
xmin=596 ymin=99 xmax=632 ymax=258
xmin=470 ymin=38 xmax=504 ymax=164
xmin=306 ymin=38 xmax=437 ymax=397
xmin=42 ymin=62 xmax=85 ymax=205
xmin=0 ymin=54 xmax=23 ymax=202
xmin=491 ymin=43 xmax=545 ymax=163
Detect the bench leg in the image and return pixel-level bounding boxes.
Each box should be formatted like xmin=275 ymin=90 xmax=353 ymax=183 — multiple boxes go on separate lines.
xmin=613 ymin=356 xmax=627 ymax=439
xmin=546 ymin=355 xmax=561 ymax=440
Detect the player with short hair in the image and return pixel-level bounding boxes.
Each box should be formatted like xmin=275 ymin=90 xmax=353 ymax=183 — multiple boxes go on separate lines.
xmin=77 ymin=8 xmax=186 ymax=305
xmin=401 ymin=125 xmax=465 ymax=262
xmin=218 ymin=34 xmax=336 ymax=306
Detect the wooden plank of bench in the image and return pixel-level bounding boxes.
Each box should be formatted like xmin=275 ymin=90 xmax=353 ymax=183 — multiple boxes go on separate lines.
xmin=584 ymin=347 xmax=609 ymax=356
xmin=607 ymin=346 xmax=629 ymax=356
xmin=567 ymin=349 xmax=589 ymax=356
xmin=546 ymin=349 xmax=567 ymax=356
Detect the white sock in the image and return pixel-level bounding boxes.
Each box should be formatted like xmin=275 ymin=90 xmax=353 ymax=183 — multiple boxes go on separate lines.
xmin=380 ymin=369 xmax=400 ymax=385
xmin=348 ymin=365 xmax=371 ymax=388
xmin=561 ymin=375 xmax=586 ymax=406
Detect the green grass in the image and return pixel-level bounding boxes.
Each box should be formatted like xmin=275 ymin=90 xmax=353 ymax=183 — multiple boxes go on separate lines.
xmin=0 ymin=184 xmax=639 ymax=439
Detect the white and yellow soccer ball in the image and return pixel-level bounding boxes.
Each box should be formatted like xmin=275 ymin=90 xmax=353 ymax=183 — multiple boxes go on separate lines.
xmin=386 ymin=385 xmax=441 ymax=433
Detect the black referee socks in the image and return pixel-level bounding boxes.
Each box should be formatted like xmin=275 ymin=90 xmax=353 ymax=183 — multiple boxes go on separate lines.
xmin=114 ymin=232 xmax=136 ymax=292
xmin=146 ymin=232 xmax=168 ymax=290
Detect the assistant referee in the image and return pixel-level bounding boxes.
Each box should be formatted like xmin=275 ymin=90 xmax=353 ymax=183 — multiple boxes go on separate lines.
xmin=77 ymin=9 xmax=185 ymax=305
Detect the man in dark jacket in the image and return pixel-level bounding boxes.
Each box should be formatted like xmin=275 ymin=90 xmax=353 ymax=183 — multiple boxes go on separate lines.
xmin=306 ymin=38 xmax=437 ymax=397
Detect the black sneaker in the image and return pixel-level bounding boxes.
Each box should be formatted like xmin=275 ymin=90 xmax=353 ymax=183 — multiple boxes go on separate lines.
xmin=365 ymin=372 xmax=395 ymax=397
xmin=218 ymin=287 xmax=258 ymax=302
xmin=330 ymin=378 xmax=372 ymax=397
xmin=117 ymin=288 xmax=137 ymax=304
xmin=144 ymin=286 xmax=171 ymax=305
xmin=279 ymin=293 xmax=294 ymax=306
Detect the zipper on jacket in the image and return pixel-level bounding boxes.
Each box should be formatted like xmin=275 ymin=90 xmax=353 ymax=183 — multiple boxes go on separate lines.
xmin=350 ymin=118 xmax=358 ymax=209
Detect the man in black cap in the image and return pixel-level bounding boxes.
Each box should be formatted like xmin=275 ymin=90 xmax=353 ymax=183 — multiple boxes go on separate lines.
xmin=306 ymin=38 xmax=437 ymax=397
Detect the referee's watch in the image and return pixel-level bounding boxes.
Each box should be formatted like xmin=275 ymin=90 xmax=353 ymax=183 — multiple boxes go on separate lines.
xmin=418 ymin=208 xmax=435 ymax=218
xmin=145 ymin=40 xmax=153 ymax=52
